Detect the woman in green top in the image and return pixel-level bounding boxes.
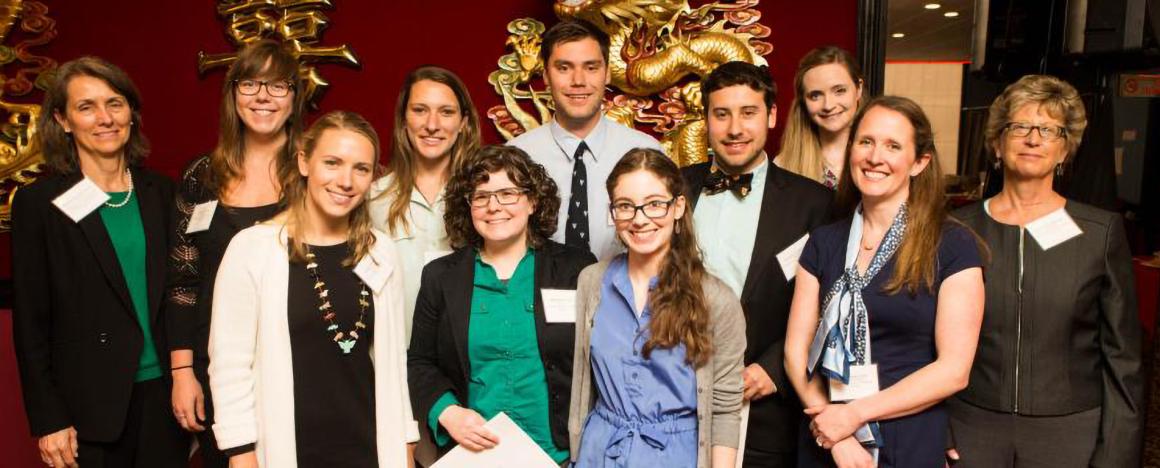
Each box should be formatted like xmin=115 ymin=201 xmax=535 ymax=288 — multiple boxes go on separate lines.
xmin=407 ymin=145 xmax=596 ymax=462
xmin=12 ymin=57 xmax=188 ymax=467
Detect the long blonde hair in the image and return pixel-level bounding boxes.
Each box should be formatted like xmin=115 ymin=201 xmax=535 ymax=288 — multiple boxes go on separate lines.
xmin=776 ymin=46 xmax=863 ymax=183
xmin=283 ymin=111 xmax=381 ymax=266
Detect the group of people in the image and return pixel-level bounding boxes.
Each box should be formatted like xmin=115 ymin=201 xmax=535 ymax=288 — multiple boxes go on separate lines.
xmin=11 ymin=18 xmax=1144 ymax=468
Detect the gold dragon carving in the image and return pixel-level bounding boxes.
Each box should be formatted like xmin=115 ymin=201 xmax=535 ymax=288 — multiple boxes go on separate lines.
xmin=488 ymin=0 xmax=772 ymax=166
xmin=0 ymin=0 xmax=56 ymax=232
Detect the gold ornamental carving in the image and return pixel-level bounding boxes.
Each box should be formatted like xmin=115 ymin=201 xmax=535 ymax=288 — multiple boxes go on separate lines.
xmin=488 ymin=0 xmax=772 ymax=166
xmin=0 ymin=0 xmax=56 ymax=232
xmin=198 ymin=0 xmax=360 ymax=109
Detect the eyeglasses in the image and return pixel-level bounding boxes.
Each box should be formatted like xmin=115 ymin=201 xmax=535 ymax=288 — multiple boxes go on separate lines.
xmin=234 ymin=79 xmax=294 ymax=97
xmin=610 ymin=198 xmax=676 ymax=221
xmin=1005 ymin=122 xmax=1067 ymax=141
xmin=467 ymin=187 xmax=528 ymax=207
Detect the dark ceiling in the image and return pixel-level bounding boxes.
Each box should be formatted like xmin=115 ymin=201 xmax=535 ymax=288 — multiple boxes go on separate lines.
xmin=886 ymin=0 xmax=976 ymax=61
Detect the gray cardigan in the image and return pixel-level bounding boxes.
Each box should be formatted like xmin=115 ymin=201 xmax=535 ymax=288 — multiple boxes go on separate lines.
xmin=567 ymin=259 xmax=746 ymax=467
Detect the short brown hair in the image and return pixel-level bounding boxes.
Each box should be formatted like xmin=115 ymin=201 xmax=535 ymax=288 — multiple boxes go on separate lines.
xmin=39 ymin=57 xmax=150 ymax=174
xmin=443 ymin=145 xmax=560 ymax=249
xmin=540 ymin=19 xmax=610 ymax=65
xmin=701 ymin=61 xmax=778 ymax=112
xmin=985 ymin=74 xmax=1087 ymax=160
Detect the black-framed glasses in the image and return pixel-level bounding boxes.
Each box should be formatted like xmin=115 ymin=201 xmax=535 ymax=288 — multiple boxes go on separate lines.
xmin=610 ymin=198 xmax=676 ymax=221
xmin=234 ymin=79 xmax=294 ymax=97
xmin=467 ymin=187 xmax=528 ymax=207
xmin=1005 ymin=122 xmax=1067 ymax=141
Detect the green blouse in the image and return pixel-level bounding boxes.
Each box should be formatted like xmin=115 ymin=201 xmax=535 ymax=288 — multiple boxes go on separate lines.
xmin=99 ymin=192 xmax=162 ymax=382
xmin=428 ymin=249 xmax=567 ymax=462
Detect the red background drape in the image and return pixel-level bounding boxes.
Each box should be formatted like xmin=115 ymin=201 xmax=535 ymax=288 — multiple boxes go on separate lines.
xmin=0 ymin=1 xmax=856 ymax=464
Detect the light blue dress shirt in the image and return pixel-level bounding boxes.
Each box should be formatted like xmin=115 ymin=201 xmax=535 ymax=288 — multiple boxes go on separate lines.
xmin=693 ymin=159 xmax=769 ymax=298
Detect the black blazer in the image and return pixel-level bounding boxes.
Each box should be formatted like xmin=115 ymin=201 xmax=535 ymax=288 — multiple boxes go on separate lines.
xmin=683 ymin=161 xmax=832 ymax=452
xmin=11 ymin=167 xmax=175 ymax=441
xmin=407 ymin=241 xmax=596 ymax=451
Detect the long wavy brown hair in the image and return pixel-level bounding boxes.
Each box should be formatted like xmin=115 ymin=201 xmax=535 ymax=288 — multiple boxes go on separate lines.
xmin=282 ymin=111 xmax=381 ymax=266
xmin=607 ymin=148 xmax=712 ymax=367
xmin=379 ymin=66 xmax=481 ymax=237
xmin=208 ymin=40 xmax=305 ymax=197
xmin=443 ymin=145 xmax=560 ymax=249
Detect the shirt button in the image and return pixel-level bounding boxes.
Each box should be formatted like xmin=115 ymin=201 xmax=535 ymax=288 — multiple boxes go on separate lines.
xmin=98 ymin=332 xmax=109 ymax=344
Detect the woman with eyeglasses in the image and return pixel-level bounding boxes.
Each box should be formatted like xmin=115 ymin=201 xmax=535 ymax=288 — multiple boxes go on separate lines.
xmin=945 ymin=75 xmax=1143 ymax=468
xmin=164 ymin=40 xmax=305 ymax=467
xmin=569 ymin=148 xmax=746 ymax=468
xmin=407 ymin=145 xmax=596 ymax=463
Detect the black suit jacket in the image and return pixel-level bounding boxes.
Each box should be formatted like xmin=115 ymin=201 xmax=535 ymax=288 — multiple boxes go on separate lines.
xmin=407 ymin=241 xmax=596 ymax=451
xmin=11 ymin=168 xmax=175 ymax=441
xmin=683 ymin=161 xmax=832 ymax=453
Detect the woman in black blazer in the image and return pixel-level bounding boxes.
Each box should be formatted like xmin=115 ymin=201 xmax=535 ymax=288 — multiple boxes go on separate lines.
xmin=11 ymin=57 xmax=187 ymax=468
xmin=407 ymin=145 xmax=596 ymax=463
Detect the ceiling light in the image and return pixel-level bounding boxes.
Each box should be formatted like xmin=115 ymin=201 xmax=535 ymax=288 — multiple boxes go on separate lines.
xmin=944 ymin=11 xmax=959 ymax=17
xmin=892 ymin=33 xmax=906 ymax=38
xmin=924 ymin=3 xmax=941 ymax=9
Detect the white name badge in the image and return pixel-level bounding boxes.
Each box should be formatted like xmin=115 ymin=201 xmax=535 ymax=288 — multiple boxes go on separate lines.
xmin=52 ymin=178 xmax=110 ymax=222
xmin=1025 ymin=208 xmax=1083 ymax=250
xmin=423 ymin=250 xmax=453 ymax=266
xmin=353 ymin=257 xmax=390 ymax=293
xmin=540 ymin=289 xmax=577 ymax=323
xmin=185 ymin=200 xmax=218 ymax=234
xmin=828 ymin=364 xmax=879 ymax=402
xmin=775 ymin=234 xmax=810 ymax=282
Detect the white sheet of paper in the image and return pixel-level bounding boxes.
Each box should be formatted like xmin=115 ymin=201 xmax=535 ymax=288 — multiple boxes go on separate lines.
xmin=353 ymin=257 xmax=390 ymax=293
xmin=829 ymin=364 xmax=879 ymax=402
xmin=1025 ymin=208 xmax=1083 ymax=250
xmin=734 ymin=401 xmax=751 ymax=468
xmin=775 ymin=234 xmax=810 ymax=282
xmin=52 ymin=178 xmax=110 ymax=222
xmin=541 ymin=289 xmax=577 ymax=323
xmin=185 ymin=200 xmax=218 ymax=234
xmin=431 ymin=412 xmax=558 ymax=468
xmin=424 ymin=250 xmax=453 ymax=266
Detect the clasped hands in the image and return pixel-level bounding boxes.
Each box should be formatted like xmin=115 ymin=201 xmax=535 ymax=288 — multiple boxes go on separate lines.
xmin=805 ymin=403 xmax=874 ymax=468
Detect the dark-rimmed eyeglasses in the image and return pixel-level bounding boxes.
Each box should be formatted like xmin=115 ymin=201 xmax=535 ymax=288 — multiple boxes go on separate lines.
xmin=610 ymin=198 xmax=676 ymax=221
xmin=467 ymin=187 xmax=528 ymax=208
xmin=234 ymin=79 xmax=294 ymax=98
xmin=1005 ymin=122 xmax=1066 ymax=141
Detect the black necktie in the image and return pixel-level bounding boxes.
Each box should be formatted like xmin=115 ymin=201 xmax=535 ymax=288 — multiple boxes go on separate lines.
xmin=565 ymin=142 xmax=590 ymax=250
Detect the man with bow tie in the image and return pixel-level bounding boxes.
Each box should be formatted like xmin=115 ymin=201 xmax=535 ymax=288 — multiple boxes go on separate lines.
xmin=683 ymin=61 xmax=832 ymax=467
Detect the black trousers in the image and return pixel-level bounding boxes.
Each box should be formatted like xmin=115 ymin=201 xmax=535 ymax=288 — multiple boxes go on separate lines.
xmin=76 ymin=378 xmax=189 ymax=468
xmin=948 ymin=397 xmax=1100 ymax=468
xmin=743 ymin=446 xmax=797 ymax=468
xmin=192 ymin=363 xmax=228 ymax=468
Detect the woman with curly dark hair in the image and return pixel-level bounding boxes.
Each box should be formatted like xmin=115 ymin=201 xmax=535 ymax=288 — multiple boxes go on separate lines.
xmin=407 ymin=145 xmax=596 ymax=463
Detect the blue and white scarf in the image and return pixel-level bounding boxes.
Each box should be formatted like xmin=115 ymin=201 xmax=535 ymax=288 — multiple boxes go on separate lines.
xmin=806 ymin=202 xmax=908 ymax=458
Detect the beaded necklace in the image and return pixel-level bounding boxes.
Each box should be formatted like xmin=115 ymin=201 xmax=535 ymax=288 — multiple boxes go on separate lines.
xmin=305 ymin=250 xmax=369 ymax=354
xmin=103 ymin=168 xmax=134 ymax=208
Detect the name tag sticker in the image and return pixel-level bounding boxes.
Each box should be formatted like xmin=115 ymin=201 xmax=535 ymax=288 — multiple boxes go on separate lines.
xmin=829 ymin=364 xmax=879 ymax=402
xmin=423 ymin=250 xmax=453 ymax=266
xmin=775 ymin=234 xmax=810 ymax=281
xmin=1025 ymin=208 xmax=1083 ymax=250
xmin=540 ymin=289 xmax=578 ymax=323
xmin=353 ymin=257 xmax=390 ymax=293
xmin=185 ymin=200 xmax=218 ymax=234
xmin=52 ymin=178 xmax=110 ymax=222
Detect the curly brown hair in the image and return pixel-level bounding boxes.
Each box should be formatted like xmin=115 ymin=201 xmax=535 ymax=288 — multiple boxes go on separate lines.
xmin=443 ymin=145 xmax=560 ymax=249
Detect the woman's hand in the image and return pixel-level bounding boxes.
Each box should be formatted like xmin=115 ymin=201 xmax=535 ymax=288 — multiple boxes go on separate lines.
xmin=830 ymin=437 xmax=874 ymax=468
xmin=438 ymin=405 xmax=499 ymax=451
xmin=805 ymin=403 xmax=864 ymax=449
xmin=38 ymin=427 xmax=78 ymax=468
xmin=229 ymin=451 xmax=258 ymax=468
xmin=171 ymin=368 xmax=206 ymax=432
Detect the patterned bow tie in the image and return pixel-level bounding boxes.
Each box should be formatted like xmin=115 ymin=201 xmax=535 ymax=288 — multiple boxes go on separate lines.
xmin=702 ymin=166 xmax=754 ymax=197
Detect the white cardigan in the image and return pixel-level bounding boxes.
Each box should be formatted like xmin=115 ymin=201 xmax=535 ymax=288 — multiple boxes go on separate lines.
xmin=208 ymin=223 xmax=420 ymax=467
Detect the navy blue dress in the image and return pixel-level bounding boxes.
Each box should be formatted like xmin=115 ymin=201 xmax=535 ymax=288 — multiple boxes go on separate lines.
xmin=797 ymin=218 xmax=982 ymax=467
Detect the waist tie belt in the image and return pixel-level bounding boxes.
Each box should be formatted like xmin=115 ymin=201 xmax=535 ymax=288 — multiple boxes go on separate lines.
xmin=593 ymin=405 xmax=697 ymax=461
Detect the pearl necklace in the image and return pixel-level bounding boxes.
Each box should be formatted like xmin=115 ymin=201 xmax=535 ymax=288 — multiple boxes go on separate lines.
xmin=103 ymin=169 xmax=134 ymax=208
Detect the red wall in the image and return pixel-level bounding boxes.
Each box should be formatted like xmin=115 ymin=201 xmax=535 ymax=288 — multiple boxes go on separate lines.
xmin=0 ymin=1 xmax=855 ymax=462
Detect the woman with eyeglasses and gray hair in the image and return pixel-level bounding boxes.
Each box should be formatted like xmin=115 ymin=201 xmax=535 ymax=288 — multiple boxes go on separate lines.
xmin=947 ymin=74 xmax=1144 ymax=468
xmin=407 ymin=145 xmax=595 ymax=464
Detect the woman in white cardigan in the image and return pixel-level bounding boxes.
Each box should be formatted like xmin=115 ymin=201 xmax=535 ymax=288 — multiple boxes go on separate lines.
xmin=209 ymin=111 xmax=419 ymax=467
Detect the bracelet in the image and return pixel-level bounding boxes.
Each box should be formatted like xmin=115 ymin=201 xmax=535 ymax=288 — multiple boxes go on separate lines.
xmin=171 ymin=365 xmax=193 ymax=372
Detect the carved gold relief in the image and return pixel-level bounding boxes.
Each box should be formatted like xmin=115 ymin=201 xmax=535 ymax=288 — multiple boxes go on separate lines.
xmin=198 ymin=0 xmax=359 ymax=109
xmin=488 ymin=0 xmax=771 ymax=166
xmin=0 ymin=0 xmax=56 ymax=232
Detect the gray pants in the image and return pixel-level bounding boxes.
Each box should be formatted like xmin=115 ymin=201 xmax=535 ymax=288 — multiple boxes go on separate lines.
xmin=948 ymin=398 xmax=1100 ymax=468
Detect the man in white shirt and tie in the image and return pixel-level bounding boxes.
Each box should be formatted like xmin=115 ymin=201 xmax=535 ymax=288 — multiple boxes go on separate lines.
xmin=509 ymin=19 xmax=662 ymax=260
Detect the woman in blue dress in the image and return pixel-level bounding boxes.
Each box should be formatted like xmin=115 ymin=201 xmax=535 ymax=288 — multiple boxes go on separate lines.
xmin=569 ymin=148 xmax=746 ymax=468
xmin=783 ymin=96 xmax=986 ymax=467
